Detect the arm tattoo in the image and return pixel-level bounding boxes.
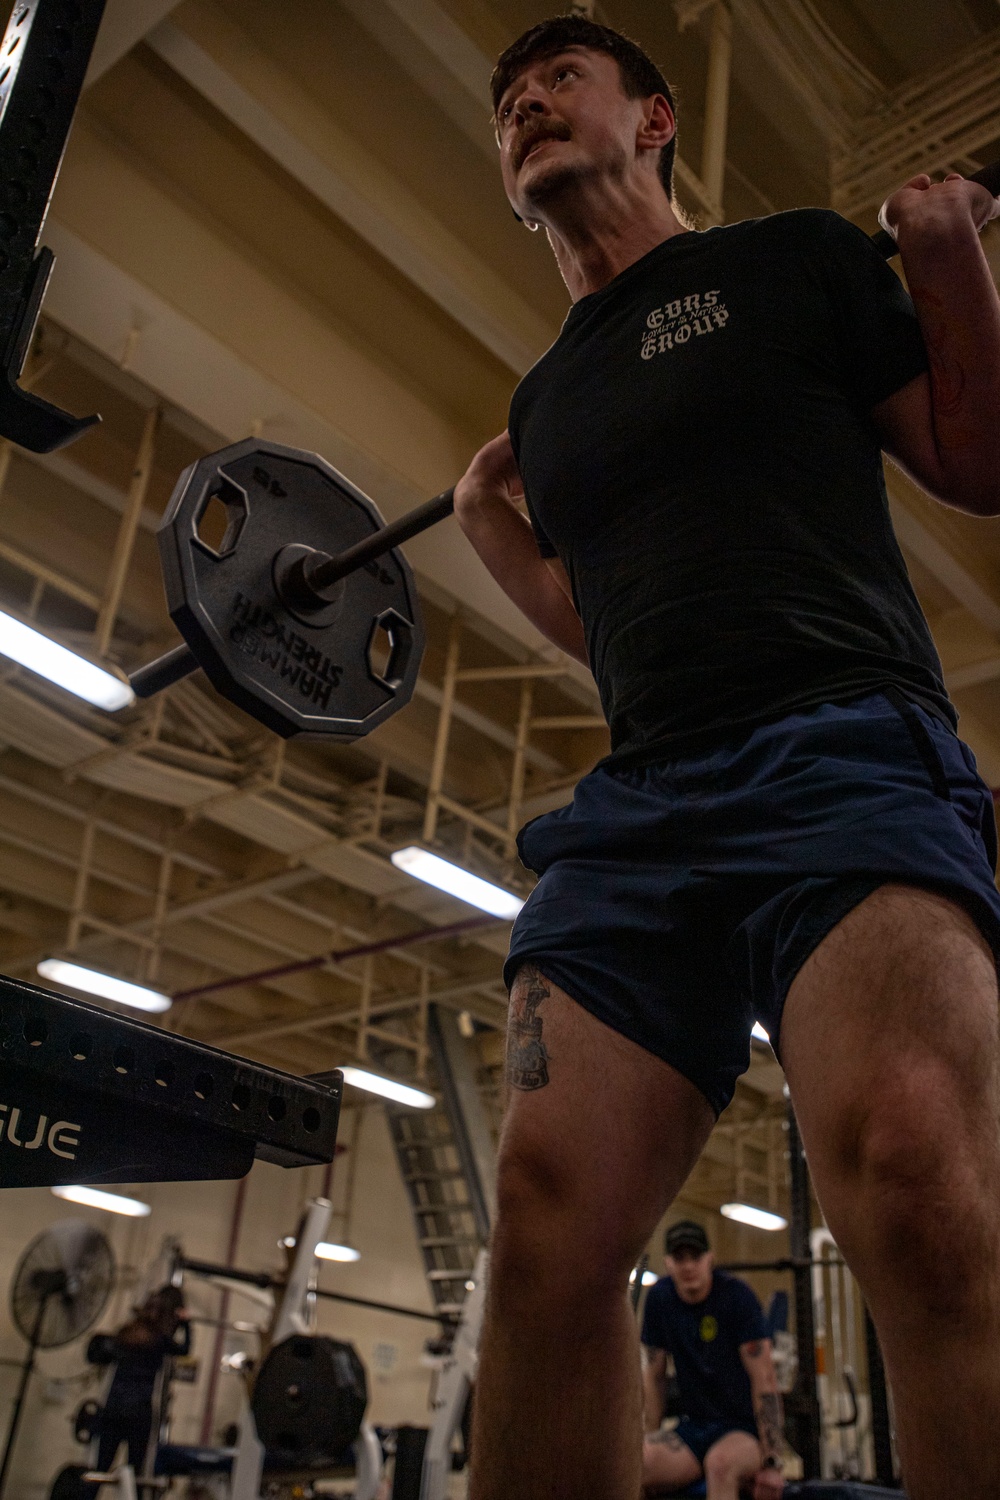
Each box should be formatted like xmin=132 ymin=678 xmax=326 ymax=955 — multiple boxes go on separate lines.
xmin=755 ymin=1390 xmax=784 ymax=1461
xmin=745 ymin=1341 xmax=763 ymax=1357
xmin=506 ymin=965 xmax=551 ymax=1090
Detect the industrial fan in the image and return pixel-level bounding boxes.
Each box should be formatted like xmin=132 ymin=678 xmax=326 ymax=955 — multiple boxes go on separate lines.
xmin=0 ymin=1220 xmax=116 ymax=1499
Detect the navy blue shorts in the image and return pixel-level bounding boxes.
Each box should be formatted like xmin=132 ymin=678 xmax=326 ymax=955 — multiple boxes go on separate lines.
xmin=674 ymin=1417 xmax=756 ymax=1464
xmin=504 ymin=693 xmax=1000 ymax=1115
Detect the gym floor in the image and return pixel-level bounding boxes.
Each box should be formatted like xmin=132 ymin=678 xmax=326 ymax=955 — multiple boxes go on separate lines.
xmin=0 ymin=0 xmax=997 ymax=1495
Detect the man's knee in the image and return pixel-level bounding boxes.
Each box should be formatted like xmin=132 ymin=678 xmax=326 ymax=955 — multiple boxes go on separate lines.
xmin=830 ymin=1059 xmax=1000 ymax=1295
xmin=702 ymin=1449 xmax=735 ymax=1486
xmin=491 ymin=1135 xmax=646 ymax=1298
xmin=850 ymin=1057 xmax=991 ymax=1188
xmin=702 ymin=1436 xmax=756 ymax=1487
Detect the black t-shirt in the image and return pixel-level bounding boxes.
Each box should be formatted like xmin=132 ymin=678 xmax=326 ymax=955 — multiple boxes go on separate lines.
xmin=509 ymin=210 xmax=952 ymax=763
xmin=641 ymin=1270 xmax=767 ymax=1431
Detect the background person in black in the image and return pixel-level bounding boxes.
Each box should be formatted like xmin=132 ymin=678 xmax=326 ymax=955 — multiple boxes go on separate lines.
xmin=640 ymin=1222 xmax=781 ymax=1500
xmin=95 ymin=1286 xmax=190 ymax=1476
xmin=452 ymin=15 xmax=1000 ymax=1500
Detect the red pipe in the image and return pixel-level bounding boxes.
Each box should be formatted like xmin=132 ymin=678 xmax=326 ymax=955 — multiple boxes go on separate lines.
xmin=171 ymin=915 xmax=498 ymax=1002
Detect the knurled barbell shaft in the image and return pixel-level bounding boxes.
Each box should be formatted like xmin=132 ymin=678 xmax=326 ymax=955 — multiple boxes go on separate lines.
xmin=303 ymin=487 xmax=455 ymax=595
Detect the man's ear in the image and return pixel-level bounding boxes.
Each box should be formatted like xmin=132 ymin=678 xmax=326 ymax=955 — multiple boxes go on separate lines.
xmin=637 ymin=92 xmax=676 ymax=157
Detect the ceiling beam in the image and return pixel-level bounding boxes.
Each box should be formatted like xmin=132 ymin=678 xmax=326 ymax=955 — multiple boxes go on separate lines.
xmin=730 ymin=0 xmax=883 ymax=142
xmin=946 ymin=655 xmax=1000 ymax=691
xmin=834 ymin=27 xmax=1000 ymax=216
xmin=146 ymin=15 xmax=553 ymax=376
xmin=209 ymin=975 xmax=506 ymax=1051
xmin=85 ymin=0 xmax=182 ymax=86
xmin=338 ymin=0 xmax=495 ymax=161
xmin=18 ymin=448 xmax=160 ymax=534
xmin=42 ymin=224 xmax=597 ymax=689
xmin=889 ymin=494 xmax=1000 ymax=637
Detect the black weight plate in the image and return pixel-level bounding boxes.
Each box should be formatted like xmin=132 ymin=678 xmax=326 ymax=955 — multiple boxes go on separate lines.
xmin=158 ymin=439 xmax=425 ymax=740
xmin=251 ymin=1334 xmax=367 ymax=1466
xmin=49 ymin=1466 xmax=95 ymax=1500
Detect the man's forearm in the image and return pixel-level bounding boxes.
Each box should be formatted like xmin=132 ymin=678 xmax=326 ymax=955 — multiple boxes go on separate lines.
xmin=456 ymin=495 xmax=589 ymax=663
xmin=753 ymin=1386 xmax=784 ymax=1466
xmin=896 ymin=208 xmax=1000 ymax=509
xmin=641 ymin=1367 xmax=665 ymax=1433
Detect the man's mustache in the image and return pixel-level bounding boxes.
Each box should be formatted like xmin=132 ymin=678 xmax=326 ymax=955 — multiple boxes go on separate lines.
xmin=515 ymin=120 xmax=572 ymax=171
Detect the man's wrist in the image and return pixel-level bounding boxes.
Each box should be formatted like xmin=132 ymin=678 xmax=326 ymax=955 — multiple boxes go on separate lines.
xmin=891 ymin=203 xmax=978 ymax=255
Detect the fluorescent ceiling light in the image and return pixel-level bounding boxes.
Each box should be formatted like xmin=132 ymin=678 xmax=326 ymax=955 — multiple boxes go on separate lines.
xmin=52 ymin=1185 xmax=151 ymax=1217
xmin=721 ymin=1202 xmax=788 ymax=1232
xmin=391 ymin=847 xmax=524 ymax=920
xmin=339 ymin=1065 xmax=435 ymax=1110
xmin=38 ymin=959 xmax=172 ymax=1014
xmin=629 ymin=1268 xmax=660 ymax=1287
xmin=315 ymin=1241 xmax=361 ymax=1263
xmin=0 ymin=610 xmax=134 ymax=710
xmin=751 ymin=1022 xmax=770 ymax=1043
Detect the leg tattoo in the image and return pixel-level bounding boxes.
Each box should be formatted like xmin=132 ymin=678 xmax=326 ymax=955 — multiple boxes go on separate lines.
xmin=646 ymin=1430 xmax=686 ymax=1450
xmin=507 ymin=965 xmax=551 ymax=1091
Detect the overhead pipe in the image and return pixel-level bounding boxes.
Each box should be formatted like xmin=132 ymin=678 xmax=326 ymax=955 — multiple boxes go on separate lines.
xmin=172 ymin=915 xmax=498 ymax=1002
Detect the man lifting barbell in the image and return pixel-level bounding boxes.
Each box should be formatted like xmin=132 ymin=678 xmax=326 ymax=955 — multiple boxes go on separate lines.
xmin=448 ymin=16 xmax=1000 ymax=1500
xmin=113 ymin=13 xmax=1000 ymax=1494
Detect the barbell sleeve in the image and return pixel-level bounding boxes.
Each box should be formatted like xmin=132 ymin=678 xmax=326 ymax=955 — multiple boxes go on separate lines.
xmin=130 ymin=643 xmax=199 ymax=699
xmin=305 ymin=487 xmax=456 ymax=593
xmin=870 ymin=155 xmax=1000 ymax=259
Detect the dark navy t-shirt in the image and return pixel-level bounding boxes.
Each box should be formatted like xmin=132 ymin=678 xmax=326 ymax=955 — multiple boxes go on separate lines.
xmin=641 ymin=1270 xmax=767 ymax=1431
xmin=509 ymin=210 xmax=948 ymax=764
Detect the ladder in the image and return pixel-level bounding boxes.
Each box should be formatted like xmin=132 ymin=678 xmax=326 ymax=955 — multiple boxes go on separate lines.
xmin=387 ymin=1102 xmax=484 ymax=1317
xmin=387 ymin=1003 xmax=498 ymax=1317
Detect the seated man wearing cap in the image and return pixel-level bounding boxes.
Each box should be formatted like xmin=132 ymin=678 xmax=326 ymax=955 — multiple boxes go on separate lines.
xmin=641 ymin=1221 xmax=783 ymax=1499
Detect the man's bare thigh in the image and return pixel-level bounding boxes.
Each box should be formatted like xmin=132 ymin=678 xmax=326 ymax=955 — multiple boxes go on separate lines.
xmin=780 ymin=883 xmax=1000 ymax=1187
xmin=500 ymin=965 xmax=715 ymax=1230
xmin=642 ymin=1428 xmax=701 ymax=1493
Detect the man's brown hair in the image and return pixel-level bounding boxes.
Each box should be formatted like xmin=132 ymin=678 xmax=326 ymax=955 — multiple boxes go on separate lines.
xmin=491 ymin=16 xmax=678 ymax=200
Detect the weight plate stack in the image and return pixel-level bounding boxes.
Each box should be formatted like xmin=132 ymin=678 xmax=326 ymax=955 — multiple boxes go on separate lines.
xmin=157 ymin=439 xmax=425 ymax=740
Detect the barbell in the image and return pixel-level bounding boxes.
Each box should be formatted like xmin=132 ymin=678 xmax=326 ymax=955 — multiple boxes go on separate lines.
xmin=130 ymin=159 xmax=1000 ymax=743
xmin=130 ymin=439 xmax=445 ymax=739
